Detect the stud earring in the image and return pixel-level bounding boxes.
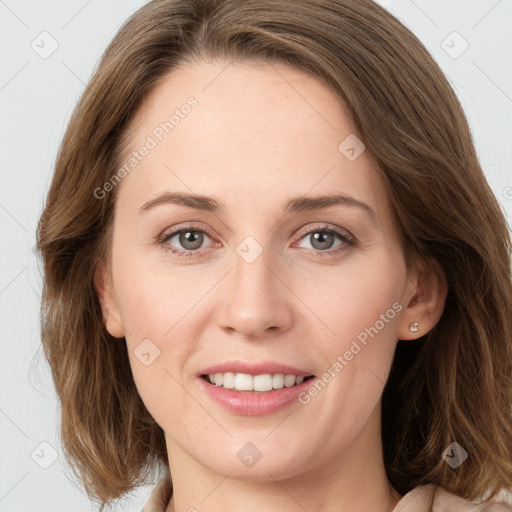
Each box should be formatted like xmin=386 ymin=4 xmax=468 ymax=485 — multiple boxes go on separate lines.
xmin=409 ymin=321 xmax=419 ymax=333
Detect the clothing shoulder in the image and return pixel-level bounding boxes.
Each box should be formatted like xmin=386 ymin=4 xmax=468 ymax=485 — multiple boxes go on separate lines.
xmin=393 ymin=483 xmax=512 ymax=512
xmin=434 ymin=486 xmax=512 ymax=511
xmin=141 ymin=477 xmax=512 ymax=512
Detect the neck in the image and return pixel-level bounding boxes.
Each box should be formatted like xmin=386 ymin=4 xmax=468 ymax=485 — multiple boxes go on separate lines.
xmin=164 ymin=404 xmax=402 ymax=512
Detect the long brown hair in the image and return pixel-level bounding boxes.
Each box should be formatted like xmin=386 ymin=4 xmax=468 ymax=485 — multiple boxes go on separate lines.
xmin=36 ymin=0 xmax=512 ymax=508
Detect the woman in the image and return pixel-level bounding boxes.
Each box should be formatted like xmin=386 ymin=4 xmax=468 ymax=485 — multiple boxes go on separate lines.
xmin=36 ymin=0 xmax=512 ymax=511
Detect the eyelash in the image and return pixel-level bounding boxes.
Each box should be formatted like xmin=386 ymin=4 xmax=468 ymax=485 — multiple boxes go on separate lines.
xmin=157 ymin=223 xmax=356 ymax=259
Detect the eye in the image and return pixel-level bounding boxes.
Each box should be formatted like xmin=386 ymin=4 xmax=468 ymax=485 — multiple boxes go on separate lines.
xmin=157 ymin=224 xmax=217 ymax=259
xmin=167 ymin=229 xmax=208 ymax=251
xmin=157 ymin=223 xmax=356 ymax=259
xmin=293 ymin=224 xmax=355 ymax=257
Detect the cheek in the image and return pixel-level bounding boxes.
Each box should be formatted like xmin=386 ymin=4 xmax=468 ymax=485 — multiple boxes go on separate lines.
xmin=304 ymin=251 xmax=404 ymax=415
xmin=114 ymin=252 xmax=209 ymax=339
xmin=117 ymin=268 xmax=196 ymax=427
xmin=113 ymin=253 xmax=215 ymax=405
xmin=306 ymin=253 xmax=404 ymax=346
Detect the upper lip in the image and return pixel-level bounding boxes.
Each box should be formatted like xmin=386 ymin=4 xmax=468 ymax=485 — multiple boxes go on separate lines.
xmin=198 ymin=360 xmax=314 ymax=377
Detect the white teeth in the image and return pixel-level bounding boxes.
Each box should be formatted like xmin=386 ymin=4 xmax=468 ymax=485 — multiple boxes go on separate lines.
xmin=253 ymin=374 xmax=273 ymax=392
xmin=234 ymin=373 xmax=254 ymax=390
xmin=272 ymin=373 xmax=284 ymax=389
xmin=222 ymin=372 xmax=235 ymax=389
xmin=206 ymin=372 xmax=308 ymax=391
xmin=284 ymin=374 xmax=296 ymax=387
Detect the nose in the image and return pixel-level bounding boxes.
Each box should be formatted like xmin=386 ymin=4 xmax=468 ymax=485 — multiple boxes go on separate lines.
xmin=215 ymin=244 xmax=294 ymax=340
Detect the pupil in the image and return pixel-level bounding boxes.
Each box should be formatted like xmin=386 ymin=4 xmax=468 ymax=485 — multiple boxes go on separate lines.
xmin=312 ymin=231 xmax=333 ymax=250
xmin=181 ymin=230 xmax=203 ymax=250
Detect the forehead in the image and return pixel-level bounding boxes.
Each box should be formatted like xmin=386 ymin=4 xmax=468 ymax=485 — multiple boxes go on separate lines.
xmin=116 ymin=58 xmax=389 ymax=219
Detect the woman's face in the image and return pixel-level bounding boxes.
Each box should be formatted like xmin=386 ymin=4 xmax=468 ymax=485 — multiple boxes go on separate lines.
xmin=100 ymin=59 xmax=419 ymax=482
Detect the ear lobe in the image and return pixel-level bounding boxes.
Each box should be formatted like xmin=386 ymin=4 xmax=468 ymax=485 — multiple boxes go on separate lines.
xmin=94 ymin=261 xmax=125 ymax=339
xmin=397 ymin=259 xmax=448 ymax=341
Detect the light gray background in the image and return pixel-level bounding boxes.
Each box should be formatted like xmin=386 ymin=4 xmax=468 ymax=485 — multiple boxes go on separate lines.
xmin=1 ymin=1 xmax=511 ymax=510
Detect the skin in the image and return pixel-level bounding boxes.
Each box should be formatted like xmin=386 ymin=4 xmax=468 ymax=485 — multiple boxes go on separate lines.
xmin=96 ymin=58 xmax=447 ymax=512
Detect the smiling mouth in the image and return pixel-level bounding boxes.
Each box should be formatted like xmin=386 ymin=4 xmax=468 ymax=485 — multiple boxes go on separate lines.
xmin=200 ymin=373 xmax=315 ymax=392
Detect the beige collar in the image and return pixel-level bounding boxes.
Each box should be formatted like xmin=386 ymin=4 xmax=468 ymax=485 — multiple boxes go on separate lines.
xmin=142 ymin=476 xmax=512 ymax=512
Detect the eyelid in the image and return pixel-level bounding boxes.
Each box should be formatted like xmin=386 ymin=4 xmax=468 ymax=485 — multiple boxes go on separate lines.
xmin=293 ymin=223 xmax=354 ymax=244
xmin=158 ymin=221 xmax=217 ymax=243
xmin=158 ymin=222 xmax=353 ymax=244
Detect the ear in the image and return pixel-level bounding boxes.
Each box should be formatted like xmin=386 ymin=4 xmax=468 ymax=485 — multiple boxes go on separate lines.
xmin=94 ymin=260 xmax=126 ymax=339
xmin=397 ymin=258 xmax=448 ymax=340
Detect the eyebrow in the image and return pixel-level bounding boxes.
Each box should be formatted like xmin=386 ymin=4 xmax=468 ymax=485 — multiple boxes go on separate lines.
xmin=138 ymin=191 xmax=377 ymax=221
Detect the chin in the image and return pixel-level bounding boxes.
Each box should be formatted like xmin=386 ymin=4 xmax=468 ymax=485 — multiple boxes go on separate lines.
xmin=196 ymin=440 xmax=312 ymax=483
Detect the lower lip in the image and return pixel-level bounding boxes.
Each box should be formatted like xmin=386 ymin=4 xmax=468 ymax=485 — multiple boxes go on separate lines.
xmin=197 ymin=376 xmax=316 ymax=416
